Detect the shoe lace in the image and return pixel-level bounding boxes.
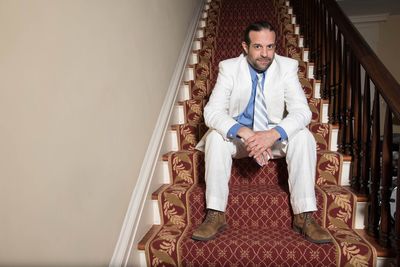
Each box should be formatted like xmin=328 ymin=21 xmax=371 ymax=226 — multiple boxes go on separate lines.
xmin=204 ymin=211 xmax=219 ymax=223
xmin=302 ymin=212 xmax=313 ymax=232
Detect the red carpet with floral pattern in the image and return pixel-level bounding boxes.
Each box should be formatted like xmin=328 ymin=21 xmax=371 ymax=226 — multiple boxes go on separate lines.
xmin=144 ymin=0 xmax=377 ymax=266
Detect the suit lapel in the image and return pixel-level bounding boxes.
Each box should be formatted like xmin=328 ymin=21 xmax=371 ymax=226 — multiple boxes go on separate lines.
xmin=264 ymin=56 xmax=278 ymax=94
xmin=264 ymin=56 xmax=280 ymax=109
xmin=237 ymin=55 xmax=252 ymax=112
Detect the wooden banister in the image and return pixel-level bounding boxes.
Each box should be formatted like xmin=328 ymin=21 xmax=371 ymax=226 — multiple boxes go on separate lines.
xmin=324 ymin=0 xmax=400 ymax=119
xmin=291 ymin=0 xmax=400 ymax=257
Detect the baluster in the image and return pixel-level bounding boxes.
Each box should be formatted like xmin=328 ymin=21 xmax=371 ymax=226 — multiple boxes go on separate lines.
xmin=304 ymin=0 xmax=309 ymax=49
xmin=368 ymin=89 xmax=381 ymax=237
xmin=338 ymin=43 xmax=348 ymax=154
xmin=317 ymin=2 xmax=325 ymax=93
xmin=344 ymin=48 xmax=353 ymax=155
xmin=300 ymin=0 xmax=305 ymax=33
xmin=310 ymin=0 xmax=316 ymax=61
xmin=310 ymin=0 xmax=315 ymax=61
xmin=321 ymin=4 xmax=329 ymax=99
xmin=328 ymin=17 xmax=336 ymax=123
xmin=327 ymin=13 xmax=333 ymax=99
xmin=305 ymin=0 xmax=311 ymax=48
xmin=333 ymin=30 xmax=341 ymax=124
xmin=314 ymin=1 xmax=323 ymax=79
xmin=311 ymin=0 xmax=319 ymax=68
xmin=351 ymin=58 xmax=361 ymax=191
xmin=360 ymin=74 xmax=371 ymax=195
xmin=380 ymin=105 xmax=393 ymax=247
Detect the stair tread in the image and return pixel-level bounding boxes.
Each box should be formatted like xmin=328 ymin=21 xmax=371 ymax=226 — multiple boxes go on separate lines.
xmin=138 ymin=225 xmax=160 ymax=251
xmin=188 ymin=183 xmax=326 ymax=229
xmin=180 ymin=226 xmax=336 ymax=266
xmin=343 ymin=186 xmax=368 ymax=202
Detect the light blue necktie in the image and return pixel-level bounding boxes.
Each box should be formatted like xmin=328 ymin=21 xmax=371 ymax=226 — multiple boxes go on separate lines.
xmin=253 ymin=73 xmax=269 ymax=131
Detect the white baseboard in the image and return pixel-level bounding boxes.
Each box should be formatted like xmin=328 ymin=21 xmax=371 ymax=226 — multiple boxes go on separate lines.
xmin=109 ymin=1 xmax=206 ymax=266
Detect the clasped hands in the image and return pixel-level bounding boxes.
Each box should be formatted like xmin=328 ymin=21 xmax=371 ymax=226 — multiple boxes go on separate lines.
xmin=237 ymin=127 xmax=281 ymax=166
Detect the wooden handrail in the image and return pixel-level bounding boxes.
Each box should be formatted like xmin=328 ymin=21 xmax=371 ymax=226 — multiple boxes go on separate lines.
xmin=324 ymin=0 xmax=400 ymax=119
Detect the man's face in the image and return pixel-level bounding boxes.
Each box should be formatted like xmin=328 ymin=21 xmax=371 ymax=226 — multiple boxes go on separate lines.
xmin=242 ymin=29 xmax=276 ymax=72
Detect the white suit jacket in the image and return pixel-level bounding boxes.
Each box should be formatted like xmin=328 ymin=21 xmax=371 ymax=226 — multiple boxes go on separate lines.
xmin=196 ymin=53 xmax=311 ymax=151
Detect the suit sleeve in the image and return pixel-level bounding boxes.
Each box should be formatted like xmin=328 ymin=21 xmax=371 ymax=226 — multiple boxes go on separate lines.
xmin=276 ymin=60 xmax=312 ymax=139
xmin=203 ymin=61 xmax=238 ymax=139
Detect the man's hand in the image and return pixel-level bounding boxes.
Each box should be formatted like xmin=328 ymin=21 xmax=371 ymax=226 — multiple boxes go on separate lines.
xmin=236 ymin=126 xmax=279 ymax=166
xmin=237 ymin=126 xmax=255 ymax=140
xmin=245 ymin=129 xmax=280 ymax=159
xmin=254 ymin=149 xmax=272 ymax=166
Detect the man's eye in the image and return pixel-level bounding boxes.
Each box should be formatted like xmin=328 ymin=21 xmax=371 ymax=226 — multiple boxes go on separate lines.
xmin=254 ymin=45 xmax=261 ymax=49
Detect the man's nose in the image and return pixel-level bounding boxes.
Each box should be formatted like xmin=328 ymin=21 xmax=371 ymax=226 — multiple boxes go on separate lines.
xmin=261 ymin=47 xmax=268 ymax=57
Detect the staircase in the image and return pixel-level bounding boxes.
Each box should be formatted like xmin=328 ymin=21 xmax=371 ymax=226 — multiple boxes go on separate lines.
xmin=135 ymin=0 xmax=398 ymax=266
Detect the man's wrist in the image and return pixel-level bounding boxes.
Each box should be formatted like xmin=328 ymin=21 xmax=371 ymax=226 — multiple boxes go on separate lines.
xmin=237 ymin=126 xmax=254 ymax=140
xmin=271 ymin=128 xmax=281 ymax=142
xmin=227 ymin=123 xmax=242 ymax=139
xmin=274 ymin=126 xmax=288 ymax=142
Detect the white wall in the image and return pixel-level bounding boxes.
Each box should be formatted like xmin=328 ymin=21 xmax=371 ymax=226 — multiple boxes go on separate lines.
xmin=0 ymin=0 xmax=199 ymax=265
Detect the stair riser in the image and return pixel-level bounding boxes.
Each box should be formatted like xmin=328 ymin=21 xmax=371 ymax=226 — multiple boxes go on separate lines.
xmin=309 ymin=99 xmax=329 ymax=124
xmin=230 ymin=158 xmax=289 ymax=186
xmin=355 ymin=201 xmax=367 ymax=229
xmin=172 ymin=100 xmax=205 ymax=126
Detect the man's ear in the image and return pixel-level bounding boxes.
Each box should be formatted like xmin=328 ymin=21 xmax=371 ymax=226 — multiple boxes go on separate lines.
xmin=241 ymin=42 xmax=248 ymax=55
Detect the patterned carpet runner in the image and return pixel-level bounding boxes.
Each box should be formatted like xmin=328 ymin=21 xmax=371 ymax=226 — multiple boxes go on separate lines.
xmin=145 ymin=0 xmax=377 ymax=266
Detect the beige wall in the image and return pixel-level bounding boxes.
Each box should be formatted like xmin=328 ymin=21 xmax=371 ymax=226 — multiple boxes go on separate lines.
xmin=377 ymin=15 xmax=400 ymax=131
xmin=0 ymin=0 xmax=199 ymax=266
xmin=378 ymin=14 xmax=400 ymax=83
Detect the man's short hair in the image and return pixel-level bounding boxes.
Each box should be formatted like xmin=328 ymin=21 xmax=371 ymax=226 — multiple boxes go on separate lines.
xmin=244 ymin=21 xmax=276 ymax=45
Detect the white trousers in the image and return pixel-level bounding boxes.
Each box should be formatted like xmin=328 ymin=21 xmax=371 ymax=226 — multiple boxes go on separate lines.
xmin=203 ymin=128 xmax=317 ymax=215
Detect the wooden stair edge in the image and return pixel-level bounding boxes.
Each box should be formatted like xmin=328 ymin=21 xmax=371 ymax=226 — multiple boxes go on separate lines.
xmin=152 ymin=184 xmax=170 ymax=200
xmin=330 ymin=123 xmax=339 ymax=130
xmin=342 ymin=185 xmax=368 ymax=202
xmin=162 ymin=151 xmax=174 ymax=161
xmin=354 ymin=229 xmax=396 ymax=258
xmin=342 ymin=154 xmax=352 ymax=162
xmin=137 ymin=225 xmax=161 ymax=251
xmin=321 ymin=99 xmax=330 ymax=105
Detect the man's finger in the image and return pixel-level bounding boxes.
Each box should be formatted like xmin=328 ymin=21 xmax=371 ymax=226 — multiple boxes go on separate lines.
xmin=252 ymin=147 xmax=265 ymax=158
xmin=266 ymin=148 xmax=273 ymax=159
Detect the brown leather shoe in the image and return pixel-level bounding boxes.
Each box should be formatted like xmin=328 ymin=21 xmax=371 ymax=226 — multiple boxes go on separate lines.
xmin=293 ymin=212 xmax=332 ymax=244
xmin=192 ymin=210 xmax=227 ymax=241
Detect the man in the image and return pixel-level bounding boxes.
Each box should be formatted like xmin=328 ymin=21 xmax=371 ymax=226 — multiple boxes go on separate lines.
xmin=192 ymin=21 xmax=331 ymax=244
